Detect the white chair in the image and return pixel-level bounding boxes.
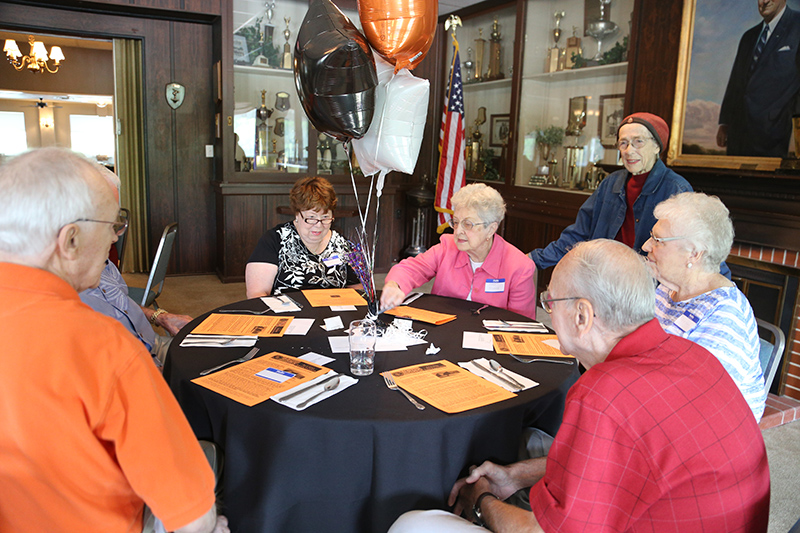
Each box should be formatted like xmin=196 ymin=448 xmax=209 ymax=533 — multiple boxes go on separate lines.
xmin=129 ymin=223 xmax=177 ymax=308
xmin=755 ymin=318 xmax=785 ymax=392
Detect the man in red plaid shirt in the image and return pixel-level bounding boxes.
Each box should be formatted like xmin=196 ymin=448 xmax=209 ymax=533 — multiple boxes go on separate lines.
xmin=390 ymin=239 xmax=770 ymax=533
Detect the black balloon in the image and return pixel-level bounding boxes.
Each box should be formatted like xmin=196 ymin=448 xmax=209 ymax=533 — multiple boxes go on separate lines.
xmin=294 ymin=0 xmax=378 ymax=141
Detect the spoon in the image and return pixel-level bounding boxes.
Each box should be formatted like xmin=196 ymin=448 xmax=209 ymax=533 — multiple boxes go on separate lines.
xmin=489 ymin=359 xmax=525 ymax=390
xmin=297 ymin=376 xmax=341 ymax=408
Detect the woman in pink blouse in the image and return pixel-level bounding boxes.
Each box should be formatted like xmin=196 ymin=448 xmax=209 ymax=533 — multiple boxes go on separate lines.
xmin=380 ymin=183 xmax=537 ymax=319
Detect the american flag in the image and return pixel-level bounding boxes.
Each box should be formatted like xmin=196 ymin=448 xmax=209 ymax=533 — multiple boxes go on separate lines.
xmin=434 ymin=37 xmax=466 ymax=232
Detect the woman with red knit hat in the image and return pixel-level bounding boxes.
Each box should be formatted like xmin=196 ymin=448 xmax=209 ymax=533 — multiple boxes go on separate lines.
xmin=529 ymin=112 xmax=700 ymax=271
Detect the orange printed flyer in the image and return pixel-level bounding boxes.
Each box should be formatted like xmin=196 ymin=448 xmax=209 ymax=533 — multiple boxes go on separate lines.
xmin=491 ymin=333 xmax=572 ymax=358
xmin=301 ymin=288 xmax=368 ymax=307
xmin=384 ymin=360 xmax=514 ymax=413
xmin=191 ymin=314 xmax=293 ymax=337
xmin=192 ymin=351 xmax=329 ymax=406
xmin=384 ymin=306 xmax=457 ymax=325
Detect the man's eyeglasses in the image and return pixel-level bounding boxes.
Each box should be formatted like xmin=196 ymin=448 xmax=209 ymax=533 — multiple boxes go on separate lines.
xmin=539 ymin=290 xmax=581 ymax=314
xmin=451 ymin=219 xmax=489 ymax=231
xmin=303 ymin=216 xmax=334 ymax=226
xmin=648 ymin=230 xmax=684 ymax=245
xmin=617 ymin=136 xmax=653 ymax=151
xmin=72 ymin=210 xmax=129 ymax=236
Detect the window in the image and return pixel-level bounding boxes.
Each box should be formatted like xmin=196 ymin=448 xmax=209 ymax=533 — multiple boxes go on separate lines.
xmin=0 ymin=111 xmax=28 ymax=157
xmin=69 ymin=114 xmax=115 ymax=162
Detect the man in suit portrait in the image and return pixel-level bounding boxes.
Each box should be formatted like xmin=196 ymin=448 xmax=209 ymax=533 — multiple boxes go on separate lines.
xmin=717 ymin=0 xmax=800 ymax=157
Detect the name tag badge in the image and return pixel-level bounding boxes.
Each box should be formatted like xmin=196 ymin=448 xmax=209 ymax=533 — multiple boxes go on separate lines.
xmin=485 ymin=278 xmax=506 ymax=293
xmin=674 ymin=311 xmax=699 ymax=333
xmin=322 ymin=254 xmax=342 ymax=267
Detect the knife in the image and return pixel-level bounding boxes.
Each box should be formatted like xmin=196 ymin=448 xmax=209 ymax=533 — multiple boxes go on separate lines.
xmin=471 ymin=360 xmax=522 ymax=391
xmin=279 ymin=373 xmax=339 ymax=402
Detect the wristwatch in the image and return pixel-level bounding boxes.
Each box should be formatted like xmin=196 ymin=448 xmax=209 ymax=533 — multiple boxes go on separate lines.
xmin=473 ymin=492 xmax=497 ymax=527
xmin=149 ymin=308 xmax=168 ymax=325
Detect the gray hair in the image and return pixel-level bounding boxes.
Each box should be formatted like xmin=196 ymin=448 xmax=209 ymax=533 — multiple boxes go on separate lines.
xmin=0 ymin=148 xmax=103 ymax=257
xmin=560 ymin=239 xmax=655 ymax=331
xmin=450 ymin=183 xmax=506 ymax=224
xmin=653 ymin=192 xmax=733 ymax=273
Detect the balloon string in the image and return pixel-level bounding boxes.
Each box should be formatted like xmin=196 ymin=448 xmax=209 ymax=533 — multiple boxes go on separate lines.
xmin=345 ymin=141 xmax=368 ymax=229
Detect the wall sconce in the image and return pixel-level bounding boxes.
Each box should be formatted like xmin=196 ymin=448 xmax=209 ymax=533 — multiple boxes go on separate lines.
xmin=40 ymin=116 xmax=54 ymax=129
xmin=4 ymin=35 xmax=65 ymax=74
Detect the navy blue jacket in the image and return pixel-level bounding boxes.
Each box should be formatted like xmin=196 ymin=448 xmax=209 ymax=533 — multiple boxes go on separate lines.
xmin=530 ymin=159 xmax=692 ymax=269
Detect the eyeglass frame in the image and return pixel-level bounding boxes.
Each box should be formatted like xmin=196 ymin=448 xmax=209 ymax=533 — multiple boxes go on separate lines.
xmin=451 ymin=218 xmax=491 ymax=231
xmin=70 ymin=210 xmax=129 ymax=236
xmin=302 ymin=216 xmax=334 ymax=226
xmin=616 ymin=136 xmax=654 ymax=151
xmin=539 ymin=290 xmax=582 ymax=314
xmin=648 ymin=230 xmax=684 ymax=245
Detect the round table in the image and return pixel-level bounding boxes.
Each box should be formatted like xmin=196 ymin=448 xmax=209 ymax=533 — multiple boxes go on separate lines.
xmin=164 ymin=293 xmax=577 ymax=533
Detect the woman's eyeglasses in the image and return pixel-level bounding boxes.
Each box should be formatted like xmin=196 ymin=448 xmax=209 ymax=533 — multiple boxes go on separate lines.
xmin=648 ymin=230 xmax=684 ymax=245
xmin=616 ymin=136 xmax=653 ymax=151
xmin=451 ymin=219 xmax=489 ymax=231
xmin=303 ymin=217 xmax=334 ymax=226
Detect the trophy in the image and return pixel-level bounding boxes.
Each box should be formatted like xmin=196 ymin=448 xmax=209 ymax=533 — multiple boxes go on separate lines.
xmin=275 ymin=91 xmax=290 ymax=111
xmin=464 ymin=47 xmax=475 ymax=83
xmin=546 ymin=11 xmax=565 ymax=73
xmin=565 ymin=26 xmax=582 ymax=69
xmin=486 ymin=17 xmax=503 ymax=80
xmin=281 ymin=17 xmax=292 ymax=69
xmin=466 ymin=107 xmax=486 ymax=176
xmin=562 ymin=96 xmax=587 ymax=188
xmin=474 ymin=29 xmax=486 ymax=82
xmin=586 ymin=0 xmax=619 ymax=61
xmin=254 ymin=89 xmax=274 ymax=170
xmin=262 ymin=1 xmax=276 ymax=45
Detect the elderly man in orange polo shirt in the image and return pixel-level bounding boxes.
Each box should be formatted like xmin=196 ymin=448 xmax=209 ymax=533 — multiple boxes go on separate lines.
xmin=0 ymin=148 xmax=228 ymax=533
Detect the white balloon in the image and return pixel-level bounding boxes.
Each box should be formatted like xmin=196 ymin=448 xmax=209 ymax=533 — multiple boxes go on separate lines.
xmin=352 ymin=51 xmax=430 ymax=178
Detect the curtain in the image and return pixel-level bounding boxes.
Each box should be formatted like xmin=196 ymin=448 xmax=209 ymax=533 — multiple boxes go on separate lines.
xmin=113 ymin=38 xmax=148 ymax=272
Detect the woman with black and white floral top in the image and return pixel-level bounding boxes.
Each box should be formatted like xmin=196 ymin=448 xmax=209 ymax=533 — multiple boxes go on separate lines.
xmin=245 ymin=177 xmax=359 ymax=297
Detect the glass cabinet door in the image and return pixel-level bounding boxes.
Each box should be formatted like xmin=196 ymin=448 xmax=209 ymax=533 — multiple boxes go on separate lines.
xmin=445 ymin=1 xmax=516 ymax=183
xmin=515 ymin=0 xmax=632 ymax=190
xmin=232 ymin=0 xmax=361 ymax=176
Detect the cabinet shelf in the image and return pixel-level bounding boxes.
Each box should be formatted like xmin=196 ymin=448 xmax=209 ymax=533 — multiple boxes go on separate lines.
xmin=463 ymin=78 xmax=513 ymax=91
xmin=523 ymin=62 xmax=627 ymax=83
xmin=234 ymin=64 xmax=294 ymax=77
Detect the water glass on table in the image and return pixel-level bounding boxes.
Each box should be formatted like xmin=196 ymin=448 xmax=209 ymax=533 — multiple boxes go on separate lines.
xmin=349 ymin=319 xmax=376 ymax=376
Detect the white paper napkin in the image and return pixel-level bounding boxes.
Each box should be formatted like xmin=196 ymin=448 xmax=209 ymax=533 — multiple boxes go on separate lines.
xmin=272 ymin=373 xmax=358 ymax=411
xmin=458 ymin=358 xmax=539 ymax=392
xmin=179 ymin=335 xmax=258 ymax=348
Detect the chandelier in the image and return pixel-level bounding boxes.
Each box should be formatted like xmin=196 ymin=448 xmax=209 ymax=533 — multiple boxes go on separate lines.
xmin=3 ymin=35 xmax=65 ymax=74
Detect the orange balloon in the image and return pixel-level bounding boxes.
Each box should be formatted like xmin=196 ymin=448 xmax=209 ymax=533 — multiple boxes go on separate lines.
xmin=357 ymin=0 xmax=438 ymax=71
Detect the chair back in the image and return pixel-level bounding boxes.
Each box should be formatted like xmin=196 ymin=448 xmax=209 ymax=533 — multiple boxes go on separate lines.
xmin=114 ymin=207 xmax=130 ymax=270
xmin=131 ymin=222 xmax=177 ymax=307
xmin=756 ymin=317 xmax=785 ymax=391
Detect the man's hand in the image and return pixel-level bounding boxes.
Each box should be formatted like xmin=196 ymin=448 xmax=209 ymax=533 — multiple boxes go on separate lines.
xmin=716 ymin=124 xmax=728 ymax=148
xmin=156 ymin=312 xmax=192 ymax=336
xmin=379 ymin=281 xmax=406 ymax=312
xmin=448 ymin=461 xmax=524 ymax=516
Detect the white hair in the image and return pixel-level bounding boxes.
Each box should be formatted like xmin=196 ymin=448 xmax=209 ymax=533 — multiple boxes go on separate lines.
xmin=450 ymin=183 xmax=506 ymax=223
xmin=561 ymin=239 xmax=655 ymax=331
xmin=0 ymin=148 xmax=103 ymax=257
xmin=653 ymin=192 xmax=734 ymax=273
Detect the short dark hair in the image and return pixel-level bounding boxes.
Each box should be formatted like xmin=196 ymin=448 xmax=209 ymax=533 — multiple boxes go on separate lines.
xmin=290 ymin=176 xmax=338 ymax=214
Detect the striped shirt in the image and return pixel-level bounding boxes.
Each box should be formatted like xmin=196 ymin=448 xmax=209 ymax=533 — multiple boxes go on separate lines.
xmin=655 ymin=284 xmax=766 ymax=420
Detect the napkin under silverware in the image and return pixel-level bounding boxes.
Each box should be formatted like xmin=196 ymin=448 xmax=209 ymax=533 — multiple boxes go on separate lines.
xmin=272 ymin=372 xmax=357 ymax=411
xmin=459 ymin=358 xmax=538 ymax=393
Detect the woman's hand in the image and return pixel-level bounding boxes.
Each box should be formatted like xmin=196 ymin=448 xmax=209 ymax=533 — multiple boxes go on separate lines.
xmin=379 ymin=281 xmax=406 ymax=311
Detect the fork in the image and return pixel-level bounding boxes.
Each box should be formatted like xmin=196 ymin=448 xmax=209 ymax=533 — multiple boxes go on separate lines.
xmin=382 ymin=373 xmax=425 ymax=410
xmin=199 ymin=347 xmax=260 ymax=375
xmin=509 ymin=353 xmax=573 ymax=365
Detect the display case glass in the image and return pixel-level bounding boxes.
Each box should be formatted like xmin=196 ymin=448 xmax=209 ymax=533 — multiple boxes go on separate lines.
xmin=232 ymin=0 xmax=359 ymax=176
xmin=515 ymin=0 xmax=633 ymax=190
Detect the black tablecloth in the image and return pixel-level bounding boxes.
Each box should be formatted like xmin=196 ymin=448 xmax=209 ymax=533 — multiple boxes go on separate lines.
xmin=165 ymin=293 xmax=577 ymax=533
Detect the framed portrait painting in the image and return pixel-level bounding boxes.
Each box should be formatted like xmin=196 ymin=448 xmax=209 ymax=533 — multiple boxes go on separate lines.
xmin=490 ymin=114 xmax=510 ymax=147
xmin=599 ymin=94 xmax=624 ymax=147
xmin=668 ymin=0 xmax=800 ymax=171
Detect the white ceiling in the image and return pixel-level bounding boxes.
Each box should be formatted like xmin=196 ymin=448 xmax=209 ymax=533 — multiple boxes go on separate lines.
xmin=439 ymin=0 xmax=485 ymax=16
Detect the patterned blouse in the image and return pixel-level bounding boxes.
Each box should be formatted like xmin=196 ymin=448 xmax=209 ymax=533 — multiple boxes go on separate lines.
xmin=248 ymin=221 xmax=359 ymax=293
xmin=654 ymin=284 xmax=767 ymax=420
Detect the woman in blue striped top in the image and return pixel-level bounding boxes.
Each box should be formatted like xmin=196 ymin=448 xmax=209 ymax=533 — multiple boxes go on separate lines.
xmin=642 ymin=192 xmax=766 ymax=420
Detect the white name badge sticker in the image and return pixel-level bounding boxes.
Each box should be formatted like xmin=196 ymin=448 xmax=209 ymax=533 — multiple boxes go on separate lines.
xmin=674 ymin=312 xmax=699 ymax=333
xmin=323 ymin=254 xmax=342 ymax=267
xmin=485 ymin=278 xmax=506 ymax=293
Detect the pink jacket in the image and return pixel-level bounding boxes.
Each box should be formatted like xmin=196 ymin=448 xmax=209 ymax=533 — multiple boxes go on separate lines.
xmin=385 ymin=234 xmax=537 ymax=319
